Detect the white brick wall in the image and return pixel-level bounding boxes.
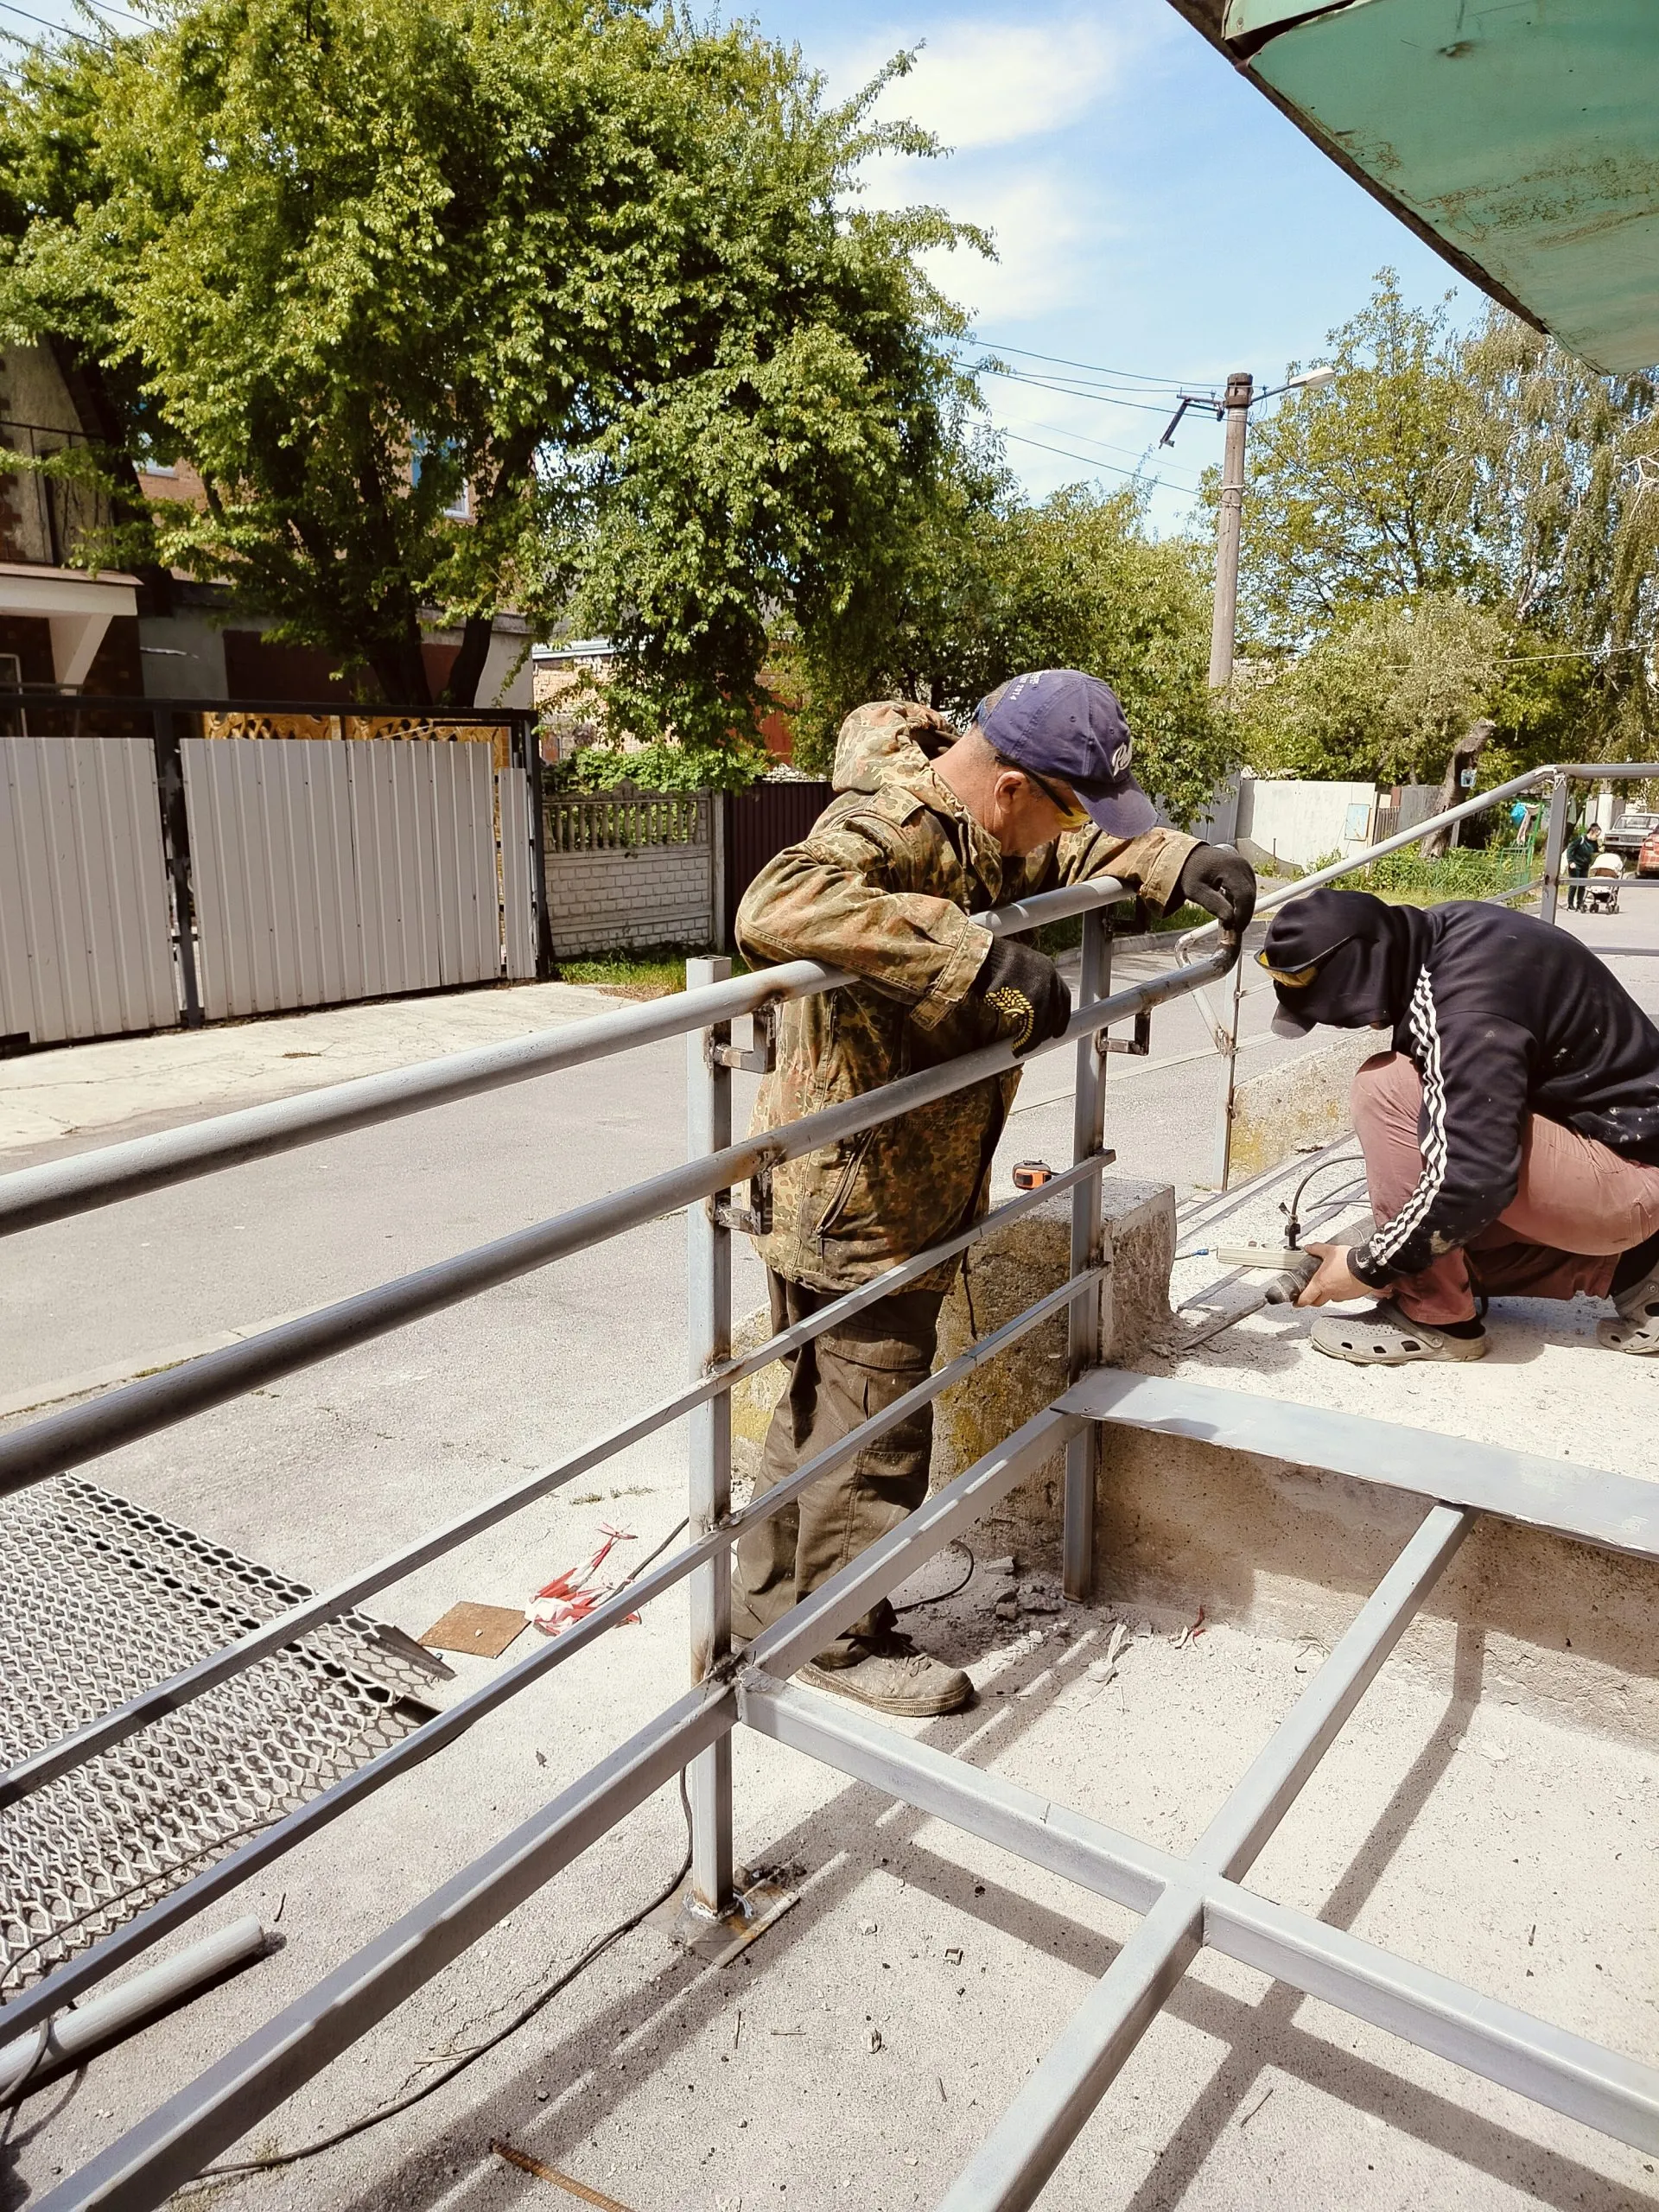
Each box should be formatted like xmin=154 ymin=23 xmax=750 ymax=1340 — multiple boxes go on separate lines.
xmin=544 ymin=842 xmax=714 ymax=956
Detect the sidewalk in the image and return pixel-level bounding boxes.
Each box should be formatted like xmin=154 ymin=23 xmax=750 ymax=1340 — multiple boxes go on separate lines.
xmin=0 ymin=980 xmax=623 ymax=1162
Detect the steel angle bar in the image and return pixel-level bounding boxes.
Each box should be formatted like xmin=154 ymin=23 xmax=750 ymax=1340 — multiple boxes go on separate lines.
xmin=1 ymin=1160 xmax=1107 ymax=1814
xmin=738 ymin=1674 xmax=1173 ymax=1916
xmin=1206 ymin=1887 xmax=1659 ymax=2157
xmin=938 ymin=1504 xmax=1468 ymax=2210
xmin=31 ymin=1682 xmax=734 ymax=2212
xmin=1188 ymin=1503 xmax=1469 ymax=1881
xmin=740 ymin=1681 xmax=1659 ymax=2160
xmin=750 ymin=1404 xmax=1086 ymax=1681
xmin=938 ymin=1885 xmax=1205 ymax=2212
xmin=0 ymin=942 xmax=1222 ymax=1497
xmin=0 ymin=1270 xmax=1095 ymax=2042
xmin=1061 ymin=1370 xmax=1659 ymax=1563
xmin=0 ymin=880 xmax=1135 ymax=1237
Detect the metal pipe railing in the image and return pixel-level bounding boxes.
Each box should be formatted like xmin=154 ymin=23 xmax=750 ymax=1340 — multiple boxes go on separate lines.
xmin=0 ymin=904 xmax=1232 ymax=1496
xmin=0 ymin=1263 xmax=1099 ymax=2041
xmin=0 ymin=879 xmax=1134 ymax=1237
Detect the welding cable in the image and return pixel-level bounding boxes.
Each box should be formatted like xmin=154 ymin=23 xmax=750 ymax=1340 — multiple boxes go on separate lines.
xmin=190 ymin=1770 xmax=695 ymax=2177
xmin=1282 ymin=1153 xmax=1366 ymax=1247
xmin=892 ymin=1540 xmax=975 ymax=1615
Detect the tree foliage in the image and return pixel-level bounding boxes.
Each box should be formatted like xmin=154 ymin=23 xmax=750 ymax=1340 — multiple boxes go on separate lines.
xmin=1224 ymin=271 xmax=1659 ymax=782
xmin=787 ymin=453 xmax=1233 ymax=826
xmin=0 ymin=3 xmax=972 ymax=713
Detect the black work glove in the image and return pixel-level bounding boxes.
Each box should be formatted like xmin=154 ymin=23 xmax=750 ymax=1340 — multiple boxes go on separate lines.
xmin=972 ymin=936 xmax=1072 ymax=1056
xmin=1175 ymin=843 xmax=1257 ymax=932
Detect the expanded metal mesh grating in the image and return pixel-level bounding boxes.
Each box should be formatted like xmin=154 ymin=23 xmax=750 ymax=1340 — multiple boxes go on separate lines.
xmin=0 ymin=1477 xmax=446 ymax=1995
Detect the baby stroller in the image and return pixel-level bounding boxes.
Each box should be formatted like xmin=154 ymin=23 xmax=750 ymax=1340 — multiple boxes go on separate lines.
xmin=1587 ymin=850 xmax=1624 ymax=915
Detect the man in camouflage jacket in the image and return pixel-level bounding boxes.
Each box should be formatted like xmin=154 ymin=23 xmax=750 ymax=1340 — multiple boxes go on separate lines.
xmin=731 ymin=672 xmax=1255 ymax=1717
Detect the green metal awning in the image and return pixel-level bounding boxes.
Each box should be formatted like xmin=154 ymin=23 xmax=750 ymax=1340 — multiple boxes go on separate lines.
xmin=1167 ymin=0 xmax=1659 ymax=372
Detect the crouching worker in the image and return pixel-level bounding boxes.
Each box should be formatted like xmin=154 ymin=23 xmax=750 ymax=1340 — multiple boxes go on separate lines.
xmin=1262 ymin=888 xmax=1659 ymax=1364
xmin=731 ymin=671 xmax=1256 ymax=1716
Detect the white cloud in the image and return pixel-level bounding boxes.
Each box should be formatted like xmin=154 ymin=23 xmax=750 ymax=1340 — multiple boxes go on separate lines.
xmin=873 ymin=18 xmax=1123 ymax=149
xmin=901 ymin=168 xmax=1103 ymax=321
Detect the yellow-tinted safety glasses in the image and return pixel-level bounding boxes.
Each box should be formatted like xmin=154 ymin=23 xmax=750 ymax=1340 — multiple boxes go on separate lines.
xmin=1025 ymin=768 xmax=1090 ymax=832
xmin=1255 ymin=950 xmax=1320 ymax=988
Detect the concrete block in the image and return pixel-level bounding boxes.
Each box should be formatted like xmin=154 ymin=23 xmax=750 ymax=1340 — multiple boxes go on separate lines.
xmin=1230 ymin=1032 xmax=1379 ymax=1181
xmin=729 ymin=1176 xmax=1176 ymax=1520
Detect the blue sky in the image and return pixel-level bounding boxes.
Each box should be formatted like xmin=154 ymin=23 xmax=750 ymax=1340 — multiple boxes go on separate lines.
xmin=7 ymin=0 xmax=1480 ymax=535
xmin=740 ymin=0 xmax=1478 ymax=531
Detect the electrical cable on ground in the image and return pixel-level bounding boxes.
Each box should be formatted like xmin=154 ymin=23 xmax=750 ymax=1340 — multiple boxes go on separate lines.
xmin=191 ymin=1769 xmax=693 ymax=2178
xmin=892 ymin=1540 xmax=975 ymax=1614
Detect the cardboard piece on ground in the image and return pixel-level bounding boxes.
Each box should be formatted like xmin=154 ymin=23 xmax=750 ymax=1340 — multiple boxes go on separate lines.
xmin=420 ymin=1601 xmax=526 ymax=1659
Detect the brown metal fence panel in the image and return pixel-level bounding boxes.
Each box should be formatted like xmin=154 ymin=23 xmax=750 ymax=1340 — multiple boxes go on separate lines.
xmin=722 ymin=781 xmax=832 ymax=948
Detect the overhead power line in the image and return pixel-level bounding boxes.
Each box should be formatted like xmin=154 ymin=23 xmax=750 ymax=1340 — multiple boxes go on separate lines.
xmin=992 ymin=411 xmax=1199 ymax=490
xmin=970 ymin=335 xmax=1211 ymax=390
xmin=996 ymin=428 xmax=1194 ymax=487
xmin=0 ymin=0 xmax=98 ymax=41
xmin=980 ymin=365 xmax=1191 ymax=419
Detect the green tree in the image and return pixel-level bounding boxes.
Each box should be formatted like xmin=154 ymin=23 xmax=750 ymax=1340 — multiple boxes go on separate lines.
xmin=1233 ymin=594 xmax=1507 ymax=785
xmin=789 ymin=458 xmax=1233 ymax=826
xmin=0 ymin=4 xmax=971 ymax=715
xmin=1229 ymin=272 xmax=1477 ymax=645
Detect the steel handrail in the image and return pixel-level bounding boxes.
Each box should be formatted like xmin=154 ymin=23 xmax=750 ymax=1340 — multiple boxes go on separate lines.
xmin=0 ymin=877 xmax=1135 ymax=1237
xmin=0 ymin=923 xmax=1232 ymax=1494
xmin=0 ymin=1158 xmax=1109 ymax=1813
xmin=0 ymin=1264 xmax=1100 ymax=2040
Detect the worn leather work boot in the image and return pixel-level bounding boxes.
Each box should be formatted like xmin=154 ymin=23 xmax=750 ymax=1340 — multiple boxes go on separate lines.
xmin=800 ymin=1631 xmax=975 ymax=1718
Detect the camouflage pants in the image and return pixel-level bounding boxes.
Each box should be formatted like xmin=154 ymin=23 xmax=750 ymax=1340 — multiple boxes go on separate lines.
xmin=732 ymin=1269 xmax=944 ymax=1663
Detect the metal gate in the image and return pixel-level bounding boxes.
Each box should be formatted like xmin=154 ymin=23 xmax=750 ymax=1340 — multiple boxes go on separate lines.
xmin=0 ymin=734 xmax=177 ymax=1048
xmin=183 ymin=736 xmax=532 ymax=1020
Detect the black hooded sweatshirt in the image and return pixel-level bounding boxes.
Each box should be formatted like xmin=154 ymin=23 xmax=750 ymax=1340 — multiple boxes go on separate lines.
xmin=1262 ymin=891 xmax=1659 ymax=1289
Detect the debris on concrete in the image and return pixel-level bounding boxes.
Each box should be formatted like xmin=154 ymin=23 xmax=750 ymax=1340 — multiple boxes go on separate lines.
xmin=491 ymin=2138 xmax=635 ymax=2209
xmin=528 ymin=1525 xmax=639 ymax=1637
xmin=419 ymin=1600 xmax=526 ymax=1658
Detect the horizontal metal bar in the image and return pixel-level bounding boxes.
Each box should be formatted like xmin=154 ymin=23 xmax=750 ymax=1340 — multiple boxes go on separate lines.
xmin=33 ymin=1682 xmax=733 ymax=2212
xmin=1206 ymin=1886 xmax=1659 ymax=2156
xmin=1 ymin=936 xmax=1220 ymax=1497
xmin=750 ymin=1403 xmax=1086 ymax=1681
xmin=1061 ymin=1370 xmax=1659 ymax=1563
xmin=739 ymin=1674 xmax=1171 ymax=1916
xmin=1179 ymin=766 xmax=1555 ymax=949
xmin=1190 ymin=1504 xmax=1470 ymax=1881
xmin=1 ymin=1162 xmax=1109 ymax=1814
xmin=745 ymin=1680 xmax=1659 ymax=2159
xmin=0 ymin=880 xmax=1135 ymax=1237
xmin=0 ymin=1269 xmax=1095 ymax=2039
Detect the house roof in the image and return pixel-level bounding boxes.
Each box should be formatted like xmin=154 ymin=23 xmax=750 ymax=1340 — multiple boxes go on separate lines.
xmin=1166 ymin=0 xmax=1659 ymax=373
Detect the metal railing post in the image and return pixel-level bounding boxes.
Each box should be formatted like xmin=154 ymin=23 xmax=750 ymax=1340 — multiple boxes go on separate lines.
xmin=685 ymin=954 xmax=735 ymax=1915
xmin=1540 ymin=771 xmax=1571 ymax=926
xmin=1063 ymin=907 xmax=1111 ymax=1601
xmin=1211 ymin=953 xmax=1245 ymax=1192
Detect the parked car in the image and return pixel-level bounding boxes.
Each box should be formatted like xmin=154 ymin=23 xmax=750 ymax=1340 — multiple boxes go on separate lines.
xmin=1639 ymin=829 xmax=1659 ymax=878
xmin=1603 ymin=810 xmax=1659 ymax=859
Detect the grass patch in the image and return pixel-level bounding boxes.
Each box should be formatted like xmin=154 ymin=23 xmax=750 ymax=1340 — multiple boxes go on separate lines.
xmin=1356 ymin=847 xmax=1537 ymax=906
xmin=555 ymin=946 xmax=755 ymax=998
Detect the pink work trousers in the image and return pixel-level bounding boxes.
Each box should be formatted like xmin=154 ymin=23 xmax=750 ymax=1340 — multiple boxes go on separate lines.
xmin=1351 ymin=1052 xmax=1659 ymax=1325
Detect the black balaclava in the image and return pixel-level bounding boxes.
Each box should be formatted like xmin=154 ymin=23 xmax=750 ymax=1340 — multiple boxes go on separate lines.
xmin=1261 ymin=889 xmax=1430 ymax=1035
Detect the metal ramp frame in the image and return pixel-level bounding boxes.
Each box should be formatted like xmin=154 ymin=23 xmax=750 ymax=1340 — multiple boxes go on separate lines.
xmin=32 ymin=1378 xmax=1659 ymax=2210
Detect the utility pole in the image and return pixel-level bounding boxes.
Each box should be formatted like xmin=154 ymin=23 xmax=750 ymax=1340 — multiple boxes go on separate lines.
xmin=1208 ymin=370 xmax=1254 ymax=693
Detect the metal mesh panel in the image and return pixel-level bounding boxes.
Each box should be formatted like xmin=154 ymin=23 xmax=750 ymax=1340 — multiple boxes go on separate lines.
xmin=0 ymin=1478 xmax=445 ymax=1993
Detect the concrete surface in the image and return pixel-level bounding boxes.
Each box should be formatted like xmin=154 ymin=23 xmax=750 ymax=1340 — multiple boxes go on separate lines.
xmin=4 ymin=910 xmax=1659 ymax=2211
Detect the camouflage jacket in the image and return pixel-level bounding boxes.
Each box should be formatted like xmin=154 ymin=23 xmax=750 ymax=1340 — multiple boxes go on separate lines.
xmin=735 ymin=701 xmax=1198 ymax=1294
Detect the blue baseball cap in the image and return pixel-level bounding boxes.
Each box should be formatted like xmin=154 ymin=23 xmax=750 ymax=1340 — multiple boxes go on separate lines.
xmin=976 ymin=671 xmax=1157 ymax=837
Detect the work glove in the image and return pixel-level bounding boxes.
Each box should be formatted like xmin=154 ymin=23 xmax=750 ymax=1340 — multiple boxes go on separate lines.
xmin=1175 ymin=844 xmax=1257 ymax=932
xmin=972 ymin=937 xmax=1072 ymax=1057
